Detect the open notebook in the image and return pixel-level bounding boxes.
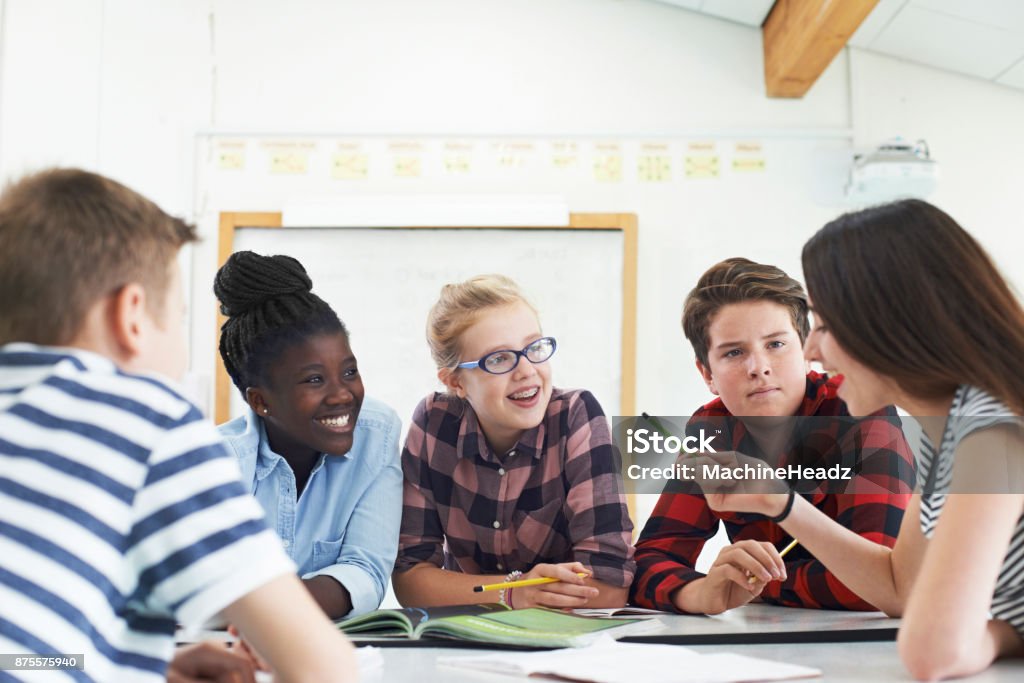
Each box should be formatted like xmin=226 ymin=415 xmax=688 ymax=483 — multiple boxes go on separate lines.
xmin=337 ymin=604 xmax=656 ymax=648
xmin=439 ymin=635 xmax=821 ymax=682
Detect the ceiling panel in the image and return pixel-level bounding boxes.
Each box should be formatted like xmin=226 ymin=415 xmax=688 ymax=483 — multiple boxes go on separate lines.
xmin=649 ymin=1 xmax=703 ymax=12
xmin=910 ymin=0 xmax=1024 ymax=31
xmin=849 ymin=0 xmax=908 ymax=48
xmin=649 ymin=0 xmax=1024 ymax=92
xmin=996 ymin=57 xmax=1024 ymax=89
xmin=699 ymin=0 xmax=774 ymax=27
xmin=647 ymin=0 xmax=772 ymax=27
xmin=868 ymin=4 xmax=1024 ymax=79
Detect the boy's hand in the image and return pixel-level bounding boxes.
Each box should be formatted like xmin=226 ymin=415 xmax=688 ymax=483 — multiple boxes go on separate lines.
xmin=676 ymin=540 xmax=786 ymax=615
xmin=705 ymin=491 xmax=791 ymax=518
xmin=509 ymin=562 xmax=598 ymax=609
xmin=168 ymin=642 xmax=257 ymax=683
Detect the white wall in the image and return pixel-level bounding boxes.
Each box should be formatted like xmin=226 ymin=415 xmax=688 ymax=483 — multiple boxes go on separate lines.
xmin=3 ymin=0 xmax=1024 ymax=535
xmin=0 ymin=0 xmax=209 ymax=213
xmin=850 ymin=47 xmax=1024 ymax=289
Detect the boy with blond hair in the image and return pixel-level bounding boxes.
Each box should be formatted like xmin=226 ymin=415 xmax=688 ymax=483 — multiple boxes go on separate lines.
xmin=0 ymin=169 xmax=356 ymax=682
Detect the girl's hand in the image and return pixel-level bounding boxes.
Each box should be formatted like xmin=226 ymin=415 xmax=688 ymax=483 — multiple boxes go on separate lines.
xmin=509 ymin=562 xmax=598 ymax=609
xmin=690 ymin=451 xmax=790 ymax=517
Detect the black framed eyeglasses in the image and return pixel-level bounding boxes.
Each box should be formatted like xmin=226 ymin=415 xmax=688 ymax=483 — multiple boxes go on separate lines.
xmin=456 ymin=337 xmax=557 ymax=375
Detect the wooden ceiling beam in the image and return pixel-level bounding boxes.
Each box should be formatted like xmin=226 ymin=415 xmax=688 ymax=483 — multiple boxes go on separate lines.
xmin=763 ymin=0 xmax=879 ymax=98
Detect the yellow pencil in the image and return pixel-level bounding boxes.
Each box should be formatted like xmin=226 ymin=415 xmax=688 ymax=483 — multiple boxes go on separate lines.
xmin=747 ymin=538 xmax=799 ymax=584
xmin=473 ymin=572 xmax=590 ymax=592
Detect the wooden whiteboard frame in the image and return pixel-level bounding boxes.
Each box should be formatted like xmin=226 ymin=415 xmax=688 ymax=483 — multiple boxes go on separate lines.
xmin=214 ymin=211 xmax=638 ymax=425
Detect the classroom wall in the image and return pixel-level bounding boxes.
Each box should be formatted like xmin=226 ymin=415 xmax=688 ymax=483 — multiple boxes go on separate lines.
xmin=850 ymin=48 xmax=1024 ymax=286
xmin=3 ymin=0 xmax=1024 ymax=527
xmin=2 ymin=0 xmax=841 ymax=407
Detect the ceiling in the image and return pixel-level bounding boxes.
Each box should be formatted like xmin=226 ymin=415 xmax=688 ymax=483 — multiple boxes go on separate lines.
xmin=651 ymin=0 xmax=1024 ymax=91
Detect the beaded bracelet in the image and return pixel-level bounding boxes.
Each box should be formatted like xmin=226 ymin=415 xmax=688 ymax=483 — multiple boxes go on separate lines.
xmin=498 ymin=570 xmax=523 ymax=608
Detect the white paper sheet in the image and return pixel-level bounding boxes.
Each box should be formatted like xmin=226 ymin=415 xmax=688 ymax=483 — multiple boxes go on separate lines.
xmin=438 ymin=635 xmax=821 ymax=682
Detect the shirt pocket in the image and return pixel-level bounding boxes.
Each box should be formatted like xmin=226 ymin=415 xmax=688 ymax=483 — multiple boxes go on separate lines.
xmin=312 ymin=536 xmax=345 ymax=568
xmin=512 ymin=497 xmax=569 ymax=562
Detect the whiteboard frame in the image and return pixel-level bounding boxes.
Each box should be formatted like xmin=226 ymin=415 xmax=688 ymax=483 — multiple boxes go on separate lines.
xmin=214 ymin=211 xmax=638 ymax=425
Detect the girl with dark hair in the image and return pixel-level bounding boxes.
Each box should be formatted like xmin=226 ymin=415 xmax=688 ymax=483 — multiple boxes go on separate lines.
xmin=695 ymin=200 xmax=1024 ymax=680
xmin=214 ymin=250 xmax=403 ymax=620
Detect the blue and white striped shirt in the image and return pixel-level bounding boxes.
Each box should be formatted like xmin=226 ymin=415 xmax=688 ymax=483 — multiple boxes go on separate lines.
xmin=0 ymin=344 xmax=294 ymax=682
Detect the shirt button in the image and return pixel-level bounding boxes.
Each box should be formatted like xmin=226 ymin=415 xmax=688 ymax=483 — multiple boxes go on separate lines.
xmin=496 ymin=563 xmax=504 ymax=571
xmin=492 ymin=520 xmax=501 ymax=529
xmin=508 ymin=450 xmax=517 ymax=457
xmin=282 ymin=539 xmax=291 ymax=549
xmin=498 ymin=467 xmax=506 ymax=476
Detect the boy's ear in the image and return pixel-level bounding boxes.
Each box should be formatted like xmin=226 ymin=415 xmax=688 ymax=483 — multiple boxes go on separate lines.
xmin=245 ymin=387 xmax=269 ymax=416
xmin=437 ymin=368 xmax=467 ymax=399
xmin=696 ymin=359 xmax=718 ymax=395
xmin=109 ymin=283 xmax=148 ymax=361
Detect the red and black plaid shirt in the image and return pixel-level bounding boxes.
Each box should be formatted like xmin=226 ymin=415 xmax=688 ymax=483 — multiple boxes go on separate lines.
xmin=631 ymin=371 xmax=915 ymax=611
xmin=397 ymin=388 xmax=635 ymax=587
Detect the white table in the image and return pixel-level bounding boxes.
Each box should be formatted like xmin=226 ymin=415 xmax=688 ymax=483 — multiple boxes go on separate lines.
xmin=356 ymin=605 xmax=1024 ymax=682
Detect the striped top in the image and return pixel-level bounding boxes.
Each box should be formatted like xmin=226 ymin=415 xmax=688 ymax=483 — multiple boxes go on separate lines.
xmin=0 ymin=344 xmax=294 ymax=682
xmin=919 ymin=384 xmax=1024 ymax=636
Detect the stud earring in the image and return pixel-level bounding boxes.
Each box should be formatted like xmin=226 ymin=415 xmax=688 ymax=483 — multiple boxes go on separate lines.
xmin=262 ymin=408 xmax=269 ymax=415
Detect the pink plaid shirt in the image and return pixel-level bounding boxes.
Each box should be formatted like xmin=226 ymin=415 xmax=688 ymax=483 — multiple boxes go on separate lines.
xmin=396 ymin=388 xmax=635 ymax=587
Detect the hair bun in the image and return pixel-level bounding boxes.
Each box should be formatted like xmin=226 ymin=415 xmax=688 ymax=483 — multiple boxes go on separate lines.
xmin=214 ymin=251 xmax=313 ymax=317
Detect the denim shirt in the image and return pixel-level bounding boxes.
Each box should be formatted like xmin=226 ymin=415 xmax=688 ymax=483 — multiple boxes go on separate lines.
xmin=218 ymin=395 xmax=402 ymax=617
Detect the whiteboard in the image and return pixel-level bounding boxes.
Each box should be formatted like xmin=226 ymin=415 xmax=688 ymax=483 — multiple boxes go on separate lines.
xmin=225 ymin=226 xmax=626 ymax=436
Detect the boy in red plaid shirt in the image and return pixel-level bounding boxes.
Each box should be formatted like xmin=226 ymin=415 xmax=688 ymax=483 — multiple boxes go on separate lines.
xmin=630 ymin=258 xmax=915 ymax=614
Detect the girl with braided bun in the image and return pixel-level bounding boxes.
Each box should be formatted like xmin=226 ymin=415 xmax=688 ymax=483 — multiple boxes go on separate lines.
xmin=214 ymin=250 xmax=402 ymax=619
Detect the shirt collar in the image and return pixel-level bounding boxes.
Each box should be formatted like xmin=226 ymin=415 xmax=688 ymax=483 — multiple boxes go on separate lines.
xmin=457 ymin=400 xmax=543 ymax=463
xmin=2 ymin=342 xmax=117 ymax=374
xmin=802 ymin=370 xmax=830 ymax=416
xmin=253 ymin=415 xmax=330 ymax=481
xmin=0 ymin=343 xmax=190 ymax=396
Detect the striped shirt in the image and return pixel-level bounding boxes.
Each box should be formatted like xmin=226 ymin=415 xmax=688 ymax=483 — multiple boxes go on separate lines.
xmin=919 ymin=385 xmax=1024 ymax=637
xmin=396 ymin=388 xmax=635 ymax=587
xmin=0 ymin=344 xmax=294 ymax=682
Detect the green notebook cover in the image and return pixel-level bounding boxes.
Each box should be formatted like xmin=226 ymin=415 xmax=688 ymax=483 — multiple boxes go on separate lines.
xmin=337 ymin=604 xmax=644 ymax=648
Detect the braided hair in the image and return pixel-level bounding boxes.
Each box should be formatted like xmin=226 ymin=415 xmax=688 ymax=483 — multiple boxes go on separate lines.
xmin=214 ymin=251 xmax=347 ymax=395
